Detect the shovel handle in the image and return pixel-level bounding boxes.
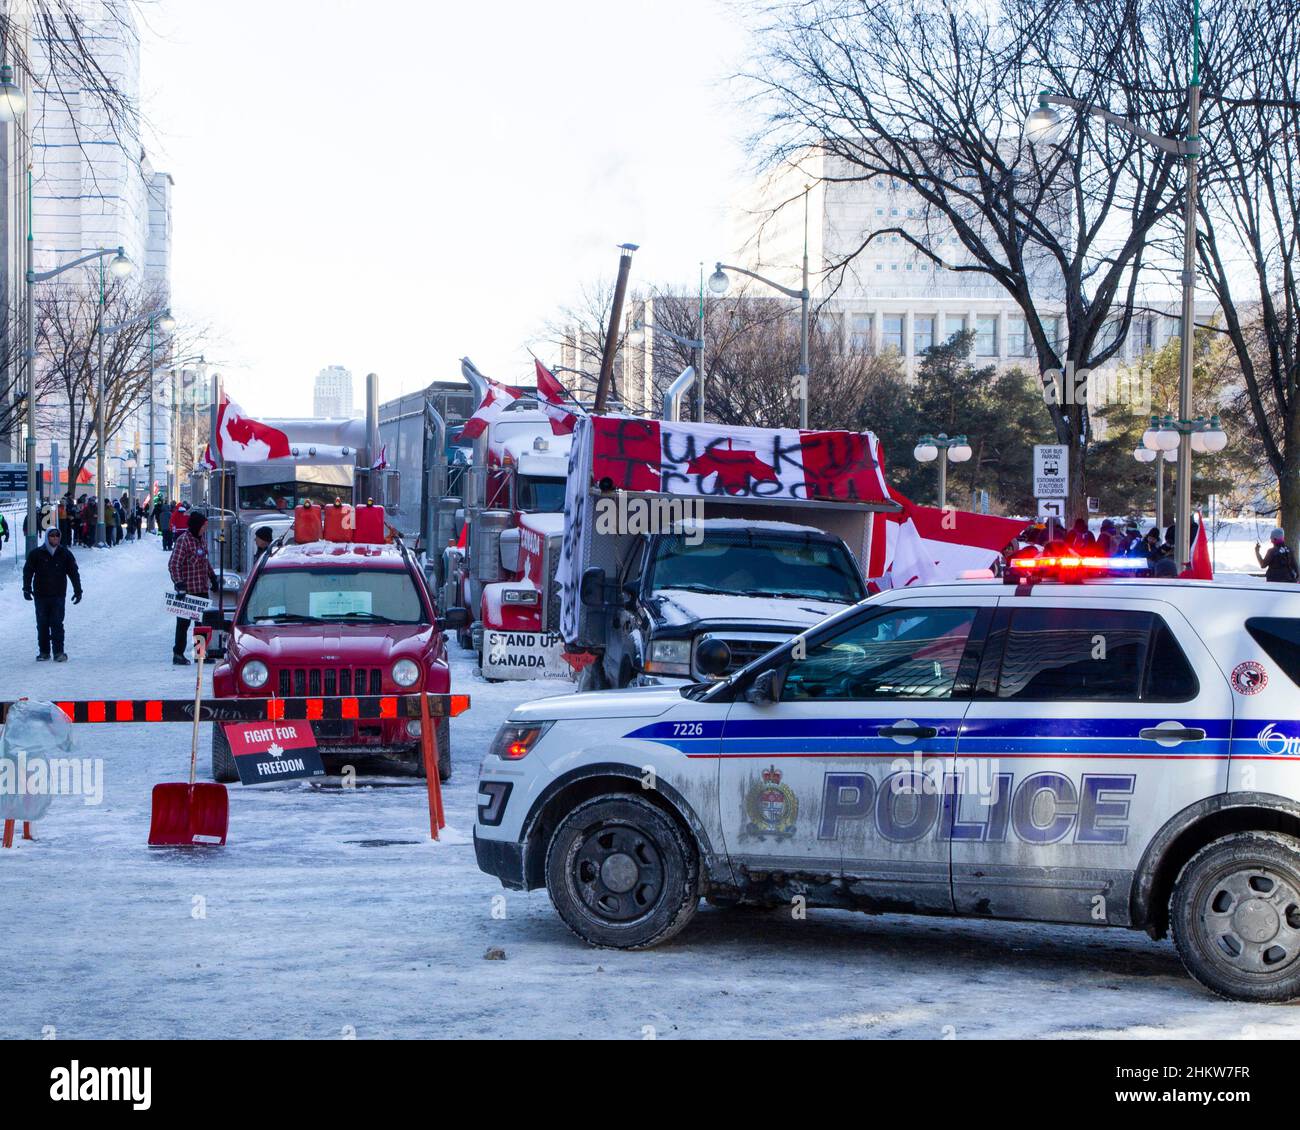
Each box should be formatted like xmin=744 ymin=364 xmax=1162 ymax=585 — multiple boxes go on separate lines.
xmin=190 ymin=633 xmax=207 ymax=788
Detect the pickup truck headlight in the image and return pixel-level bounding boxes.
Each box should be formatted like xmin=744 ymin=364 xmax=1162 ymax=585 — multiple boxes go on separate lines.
xmin=241 ymin=659 xmax=269 ymax=689
xmin=502 ymin=589 xmax=539 ymax=605
xmin=645 ymin=638 xmax=691 ymax=675
xmin=489 ymin=721 xmax=554 ymax=761
xmin=392 ymin=659 xmax=421 ymax=687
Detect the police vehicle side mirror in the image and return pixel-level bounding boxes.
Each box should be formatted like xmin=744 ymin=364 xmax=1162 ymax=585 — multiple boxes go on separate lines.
xmin=439 ymin=607 xmax=470 ymax=631
xmin=744 ymin=668 xmax=782 ymax=705
xmin=580 ymin=567 xmax=608 ymax=608
xmin=696 ymin=638 xmax=732 ymax=678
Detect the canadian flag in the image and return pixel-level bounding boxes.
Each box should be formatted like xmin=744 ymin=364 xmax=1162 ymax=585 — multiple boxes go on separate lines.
xmin=371 ymin=444 xmax=388 ymax=471
xmin=216 ymin=394 xmax=293 ymax=463
xmin=1181 ymin=509 xmax=1213 ymax=580
xmin=461 ymin=378 xmax=523 ymax=440
xmin=200 ymin=444 xmax=218 ymax=470
xmin=535 ymin=360 xmax=582 ymax=436
xmin=882 ymin=517 xmax=939 ymax=588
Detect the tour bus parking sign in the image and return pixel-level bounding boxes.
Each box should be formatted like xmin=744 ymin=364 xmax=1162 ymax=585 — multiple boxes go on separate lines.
xmin=1033 ymin=444 xmax=1069 ymax=500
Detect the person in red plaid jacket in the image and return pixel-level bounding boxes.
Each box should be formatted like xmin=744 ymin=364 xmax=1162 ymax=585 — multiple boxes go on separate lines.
xmin=167 ymin=510 xmax=218 ymax=665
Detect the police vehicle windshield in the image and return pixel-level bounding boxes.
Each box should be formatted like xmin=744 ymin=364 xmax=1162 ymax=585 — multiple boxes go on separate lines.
xmin=649 ymin=531 xmax=865 ymax=604
xmin=240 ymin=567 xmax=427 ymax=625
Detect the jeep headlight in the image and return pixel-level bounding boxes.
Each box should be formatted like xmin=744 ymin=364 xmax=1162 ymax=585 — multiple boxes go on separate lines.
xmin=241 ymin=659 xmax=269 ymax=689
xmin=646 ymin=638 xmax=691 ymax=676
xmin=489 ymin=721 xmax=554 ymax=761
xmin=392 ymin=659 xmax=421 ymax=687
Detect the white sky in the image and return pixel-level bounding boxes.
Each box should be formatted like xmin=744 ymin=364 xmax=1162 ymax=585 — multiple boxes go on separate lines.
xmin=136 ymin=0 xmax=756 ymax=415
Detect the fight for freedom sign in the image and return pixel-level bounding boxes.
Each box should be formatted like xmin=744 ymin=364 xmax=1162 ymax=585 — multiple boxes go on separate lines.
xmin=587 ymin=417 xmax=889 ymax=503
xmin=223 ymin=721 xmax=324 ymax=785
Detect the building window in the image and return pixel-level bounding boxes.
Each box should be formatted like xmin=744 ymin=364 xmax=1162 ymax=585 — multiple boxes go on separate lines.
xmin=1008 ymin=315 xmax=1031 ymax=357
xmin=914 ymin=316 xmax=936 ymax=356
xmin=906 ymin=262 xmax=914 ymax=271
xmin=850 ymin=313 xmax=873 ymax=351
xmin=876 ymin=208 xmax=885 ymax=216
xmin=890 ymin=263 xmax=899 ymax=271
xmin=976 ymin=315 xmax=998 ymax=357
xmin=882 ymin=315 xmax=904 ymax=351
xmin=875 ymin=262 xmax=883 ymax=272
xmin=944 ymin=314 xmax=966 ymax=341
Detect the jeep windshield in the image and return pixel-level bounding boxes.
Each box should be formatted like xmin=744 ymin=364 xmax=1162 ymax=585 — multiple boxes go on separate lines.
xmin=648 ymin=531 xmax=865 ymax=604
xmin=240 ymin=567 xmax=426 ymax=625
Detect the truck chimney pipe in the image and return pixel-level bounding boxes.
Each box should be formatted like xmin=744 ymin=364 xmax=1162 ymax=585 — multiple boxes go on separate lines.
xmin=366 ymin=372 xmax=380 ymax=470
xmin=662 ymin=365 xmax=697 ymax=423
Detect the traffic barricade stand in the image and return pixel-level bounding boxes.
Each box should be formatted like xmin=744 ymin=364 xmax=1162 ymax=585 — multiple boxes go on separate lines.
xmin=0 ymin=692 xmax=470 ymax=846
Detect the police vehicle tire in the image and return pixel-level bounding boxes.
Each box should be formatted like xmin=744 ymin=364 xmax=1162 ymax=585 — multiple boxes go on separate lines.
xmin=210 ymin=723 xmax=238 ymax=783
xmin=1171 ymin=831 xmax=1300 ymax=1003
xmin=545 ymin=793 xmax=699 ymax=949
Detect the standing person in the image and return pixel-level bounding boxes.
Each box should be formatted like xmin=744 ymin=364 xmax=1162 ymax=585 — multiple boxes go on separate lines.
xmin=167 ymin=510 xmax=218 ymax=665
xmin=1256 ymin=527 xmax=1299 ymax=583
xmin=252 ymin=525 xmax=274 ymax=566
xmin=0 ymin=511 xmax=8 ymax=550
xmin=169 ymin=501 xmax=188 ymax=550
xmin=59 ymin=495 xmax=73 ymax=545
xmin=22 ymin=527 xmax=82 ymax=662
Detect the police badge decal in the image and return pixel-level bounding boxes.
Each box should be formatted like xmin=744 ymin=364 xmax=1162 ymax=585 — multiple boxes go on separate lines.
xmin=743 ymin=765 xmax=798 ymax=839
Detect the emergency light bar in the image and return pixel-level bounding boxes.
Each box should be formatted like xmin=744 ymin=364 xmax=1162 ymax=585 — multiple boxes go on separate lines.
xmin=1004 ymin=553 xmax=1148 ymax=588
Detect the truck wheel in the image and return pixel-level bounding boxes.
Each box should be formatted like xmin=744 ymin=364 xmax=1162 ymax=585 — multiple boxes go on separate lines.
xmin=1171 ymin=831 xmax=1300 ymax=1002
xmin=210 ymin=724 xmax=238 ymax=783
xmin=412 ymin=717 xmax=452 ymax=782
xmin=576 ymin=662 xmax=607 ymax=694
xmin=545 ymin=793 xmax=699 ymax=949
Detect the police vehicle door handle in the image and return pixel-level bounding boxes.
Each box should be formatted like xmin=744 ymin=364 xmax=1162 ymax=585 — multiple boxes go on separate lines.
xmin=1139 ymin=726 xmax=1207 ymax=743
xmin=878 ymin=724 xmax=938 ymax=740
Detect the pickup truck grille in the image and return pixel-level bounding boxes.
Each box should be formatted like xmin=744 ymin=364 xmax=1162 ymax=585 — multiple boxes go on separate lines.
xmin=277 ymin=667 xmax=384 ymax=697
xmin=707 ymin=637 xmax=782 ymax=675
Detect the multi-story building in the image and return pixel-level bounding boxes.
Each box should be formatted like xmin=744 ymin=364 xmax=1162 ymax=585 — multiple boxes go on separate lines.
xmin=16 ymin=0 xmax=175 ymax=499
xmin=314 ymin=365 xmax=355 ymax=419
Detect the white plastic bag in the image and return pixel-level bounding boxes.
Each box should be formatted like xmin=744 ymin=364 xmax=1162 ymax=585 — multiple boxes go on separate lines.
xmin=0 ymin=700 xmax=74 ymax=823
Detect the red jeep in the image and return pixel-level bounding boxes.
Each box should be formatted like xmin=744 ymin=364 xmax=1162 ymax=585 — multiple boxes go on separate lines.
xmin=210 ymin=540 xmax=467 ymax=782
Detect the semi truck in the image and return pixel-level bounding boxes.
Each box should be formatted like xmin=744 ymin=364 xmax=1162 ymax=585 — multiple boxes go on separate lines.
xmin=380 ymin=359 xmax=571 ymax=680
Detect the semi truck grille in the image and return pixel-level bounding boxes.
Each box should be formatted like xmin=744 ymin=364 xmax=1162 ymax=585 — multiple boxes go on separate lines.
xmin=277 ymin=667 xmax=383 ymax=697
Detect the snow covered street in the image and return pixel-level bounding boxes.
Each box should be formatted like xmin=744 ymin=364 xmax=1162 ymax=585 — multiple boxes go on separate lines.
xmin=1 ymin=541 xmax=1298 ymax=1039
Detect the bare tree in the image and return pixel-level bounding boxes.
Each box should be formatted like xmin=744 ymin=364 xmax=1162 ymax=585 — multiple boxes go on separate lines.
xmin=1194 ymin=0 xmax=1300 ymax=542
xmin=36 ymin=278 xmax=201 ymax=489
xmin=745 ymin=0 xmax=1218 ymax=520
xmin=640 ymin=288 xmax=904 ymax=429
xmin=536 ymin=277 xmax=636 ymax=404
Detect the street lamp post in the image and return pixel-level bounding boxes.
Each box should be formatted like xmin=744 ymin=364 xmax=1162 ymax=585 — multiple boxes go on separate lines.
xmin=709 ymin=185 xmax=813 ymax=429
xmin=627 ymin=318 xmax=705 ymax=419
xmin=913 ymin=433 xmax=973 ymax=509
xmin=1138 ymin=413 xmax=1226 ymax=534
xmin=97 ymin=305 xmax=174 ymax=542
xmin=1025 ymin=0 xmax=1203 ymax=566
xmin=24 ymin=245 xmax=132 ymax=550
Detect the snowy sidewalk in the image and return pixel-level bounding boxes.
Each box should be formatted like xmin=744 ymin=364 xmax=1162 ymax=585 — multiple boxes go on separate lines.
xmin=2 ymin=543 xmax=1297 ymax=1038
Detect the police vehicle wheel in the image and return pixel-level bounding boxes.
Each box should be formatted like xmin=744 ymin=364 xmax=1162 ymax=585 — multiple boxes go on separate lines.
xmin=210 ymin=723 xmax=238 ymax=783
xmin=1172 ymin=831 xmax=1300 ymax=1002
xmin=545 ymin=794 xmax=699 ymax=949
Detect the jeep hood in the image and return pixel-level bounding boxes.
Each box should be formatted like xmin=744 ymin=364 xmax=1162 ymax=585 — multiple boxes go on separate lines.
xmin=232 ymin=623 xmax=433 ymax=664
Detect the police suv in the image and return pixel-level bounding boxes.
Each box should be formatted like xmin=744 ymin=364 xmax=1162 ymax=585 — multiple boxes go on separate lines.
xmin=475 ymin=566 xmax=1300 ymax=1001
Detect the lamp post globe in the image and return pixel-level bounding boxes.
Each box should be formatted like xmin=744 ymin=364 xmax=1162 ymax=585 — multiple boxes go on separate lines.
xmin=914 ymin=441 xmax=939 ymax=463
xmin=947 ymin=437 xmax=973 ymax=463
xmin=707 ymin=267 xmax=730 ymax=296
xmin=109 ymin=250 xmax=133 ymax=279
xmin=0 ymin=65 xmax=26 ymax=122
xmin=1024 ymin=100 xmax=1064 ymax=148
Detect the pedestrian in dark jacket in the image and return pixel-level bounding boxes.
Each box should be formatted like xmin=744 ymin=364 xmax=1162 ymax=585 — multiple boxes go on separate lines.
xmin=1256 ymin=527 xmax=1299 ymax=583
xmin=167 ymin=510 xmax=217 ymax=664
xmin=23 ymin=527 xmax=82 ymax=662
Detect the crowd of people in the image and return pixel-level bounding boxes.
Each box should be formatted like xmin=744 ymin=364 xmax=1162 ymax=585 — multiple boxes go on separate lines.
xmin=1010 ymin=516 xmax=1298 ymax=582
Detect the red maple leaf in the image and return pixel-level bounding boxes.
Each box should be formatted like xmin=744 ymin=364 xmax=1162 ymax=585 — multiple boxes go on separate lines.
xmin=687 ymin=442 xmax=779 ymax=494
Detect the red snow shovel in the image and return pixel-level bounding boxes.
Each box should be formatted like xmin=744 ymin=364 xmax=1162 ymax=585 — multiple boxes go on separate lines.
xmin=148 ymin=629 xmax=229 ymax=846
